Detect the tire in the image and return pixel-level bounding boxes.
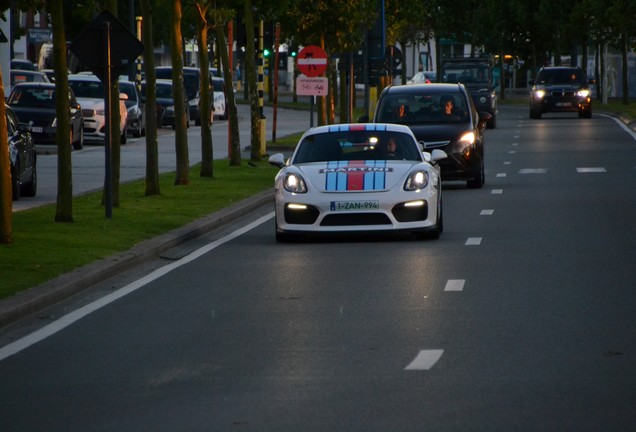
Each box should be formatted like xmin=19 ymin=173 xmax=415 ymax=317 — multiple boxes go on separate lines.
xmin=121 ymin=128 xmax=127 ymax=145
xmin=487 ymin=112 xmax=497 ymax=129
xmin=467 ymin=159 xmax=485 ymax=189
xmin=72 ymin=127 xmax=84 ymax=150
xmin=530 ymin=108 xmax=541 ymax=119
xmin=11 ymin=166 xmax=20 ymax=201
xmin=21 ymin=164 xmax=37 ymax=197
xmin=416 ymin=190 xmax=443 ymax=240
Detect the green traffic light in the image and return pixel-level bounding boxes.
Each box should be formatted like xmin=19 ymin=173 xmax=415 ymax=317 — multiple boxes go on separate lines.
xmin=264 ymin=49 xmax=271 ymax=57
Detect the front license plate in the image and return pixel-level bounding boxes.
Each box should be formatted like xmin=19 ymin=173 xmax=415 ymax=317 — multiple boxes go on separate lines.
xmin=330 ymin=200 xmax=380 ymax=211
xmin=555 ymin=102 xmax=571 ymax=107
xmin=30 ymin=126 xmax=43 ymax=133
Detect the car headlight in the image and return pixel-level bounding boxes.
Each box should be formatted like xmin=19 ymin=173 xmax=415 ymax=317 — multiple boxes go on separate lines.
xmin=283 ymin=173 xmax=307 ymax=193
xmin=534 ymin=90 xmax=545 ymax=99
xmin=128 ymin=106 xmax=140 ymax=116
xmin=189 ymin=98 xmax=199 ymax=107
xmin=404 ymin=170 xmax=429 ymax=191
xmin=96 ymin=109 xmax=105 ymax=115
xmin=577 ymin=89 xmax=590 ymax=98
xmin=51 ymin=117 xmax=57 ymax=127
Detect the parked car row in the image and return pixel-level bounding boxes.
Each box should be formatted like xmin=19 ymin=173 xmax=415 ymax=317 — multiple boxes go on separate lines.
xmin=5 ymin=105 xmax=37 ymax=201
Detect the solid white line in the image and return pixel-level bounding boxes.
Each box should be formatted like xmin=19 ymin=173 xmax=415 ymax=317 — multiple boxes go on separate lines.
xmin=404 ymin=349 xmax=444 ymax=370
xmin=0 ymin=212 xmax=275 ymax=362
xmin=465 ymin=237 xmax=482 ymax=246
xmin=444 ymin=279 xmax=465 ymax=291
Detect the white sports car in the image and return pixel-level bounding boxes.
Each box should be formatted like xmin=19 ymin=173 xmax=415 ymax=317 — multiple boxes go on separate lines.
xmin=268 ymin=123 xmax=447 ymax=242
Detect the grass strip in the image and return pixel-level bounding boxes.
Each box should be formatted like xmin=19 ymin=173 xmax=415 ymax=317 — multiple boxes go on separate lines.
xmin=1 ymin=160 xmax=279 ymax=299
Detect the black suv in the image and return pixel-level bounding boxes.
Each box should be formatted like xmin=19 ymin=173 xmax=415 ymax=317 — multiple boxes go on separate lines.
xmin=529 ymin=66 xmax=595 ymax=119
xmin=365 ymin=83 xmax=491 ymax=188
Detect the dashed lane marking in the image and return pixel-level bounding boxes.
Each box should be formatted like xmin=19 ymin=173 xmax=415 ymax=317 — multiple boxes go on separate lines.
xmin=444 ymin=279 xmax=465 ymax=291
xmin=491 ymin=189 xmax=503 ymax=194
xmin=577 ymin=167 xmax=606 ymax=173
xmin=404 ymin=350 xmax=444 ymax=370
xmin=519 ymin=168 xmax=547 ymax=174
xmin=465 ymin=237 xmax=482 ymax=246
xmin=480 ymin=209 xmax=494 ymax=215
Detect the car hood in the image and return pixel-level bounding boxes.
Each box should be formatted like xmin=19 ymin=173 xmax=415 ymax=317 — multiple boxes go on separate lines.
xmin=404 ymin=123 xmax=470 ymax=146
xmin=8 ymin=106 xmax=56 ymax=122
xmin=293 ymin=160 xmax=422 ymax=192
xmin=77 ymin=98 xmax=104 ymax=109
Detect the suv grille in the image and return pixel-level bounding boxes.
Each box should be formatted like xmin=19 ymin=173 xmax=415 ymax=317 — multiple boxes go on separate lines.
xmin=551 ymin=90 xmax=575 ymax=97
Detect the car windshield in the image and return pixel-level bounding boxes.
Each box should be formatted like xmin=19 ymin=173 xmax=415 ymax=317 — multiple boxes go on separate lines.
xmin=119 ymin=83 xmax=138 ymax=107
xmin=376 ymin=93 xmax=469 ymax=125
xmin=8 ymin=87 xmax=55 ymax=108
xmin=442 ymin=65 xmax=489 ymax=84
xmin=537 ymin=69 xmax=585 ymax=85
xmin=69 ymin=80 xmax=104 ymax=98
xmin=293 ymin=130 xmax=422 ymax=163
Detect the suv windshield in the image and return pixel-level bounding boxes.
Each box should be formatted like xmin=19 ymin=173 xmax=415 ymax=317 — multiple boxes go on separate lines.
xmin=376 ymin=92 xmax=469 ymax=125
xmin=537 ymin=69 xmax=585 ymax=85
xmin=442 ymin=65 xmax=489 ymax=84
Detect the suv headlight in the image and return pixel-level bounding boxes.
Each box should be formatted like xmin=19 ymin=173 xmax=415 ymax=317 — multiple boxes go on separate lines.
xmin=404 ymin=170 xmax=429 ymax=191
xmin=189 ymin=98 xmax=199 ymax=107
xmin=577 ymin=89 xmax=590 ymax=98
xmin=534 ymin=90 xmax=545 ymax=99
xmin=283 ymin=173 xmax=307 ymax=193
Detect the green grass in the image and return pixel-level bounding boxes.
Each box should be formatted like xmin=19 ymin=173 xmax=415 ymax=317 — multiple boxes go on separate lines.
xmin=1 ymin=160 xmax=279 ymax=300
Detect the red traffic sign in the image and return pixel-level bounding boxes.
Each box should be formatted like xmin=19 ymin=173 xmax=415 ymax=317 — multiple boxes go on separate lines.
xmin=297 ymin=45 xmax=328 ymax=77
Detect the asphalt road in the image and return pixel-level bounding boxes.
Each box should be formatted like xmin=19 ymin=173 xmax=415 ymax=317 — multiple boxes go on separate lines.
xmin=2 ymin=107 xmax=636 ymax=430
xmin=12 ymin=102 xmax=312 ymax=212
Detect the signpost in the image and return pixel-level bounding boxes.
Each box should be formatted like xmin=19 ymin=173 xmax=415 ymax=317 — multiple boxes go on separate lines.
xmin=70 ymin=10 xmax=143 ymax=219
xmin=297 ymin=45 xmax=329 ymax=127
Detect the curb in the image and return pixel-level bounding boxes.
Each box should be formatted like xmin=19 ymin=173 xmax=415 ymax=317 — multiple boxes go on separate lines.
xmin=0 ymin=190 xmax=273 ymax=328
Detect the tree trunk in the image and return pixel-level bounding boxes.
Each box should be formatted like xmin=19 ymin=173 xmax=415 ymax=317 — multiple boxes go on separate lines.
xmin=171 ymin=0 xmax=190 ymax=185
xmin=243 ymin=0 xmax=260 ymax=162
xmin=195 ymin=6 xmax=213 ymax=177
xmin=0 ymin=67 xmax=12 ymax=243
xmin=140 ymin=0 xmax=160 ymax=196
xmin=216 ymin=22 xmax=241 ymax=166
xmin=51 ymin=0 xmax=73 ymax=222
xmin=103 ymin=1 xmax=121 ymax=206
xmin=621 ymin=32 xmax=629 ymax=105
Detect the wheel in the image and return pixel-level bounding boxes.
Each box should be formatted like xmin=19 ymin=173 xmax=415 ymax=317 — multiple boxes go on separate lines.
xmin=487 ymin=112 xmax=497 ymax=129
xmin=579 ymin=107 xmax=592 ymax=119
xmin=72 ymin=126 xmax=84 ymax=150
xmin=529 ymin=108 xmax=541 ymax=119
xmin=416 ymin=190 xmax=443 ymax=239
xmin=11 ymin=166 xmax=20 ymax=201
xmin=120 ymin=127 xmax=127 ymax=145
xmin=467 ymin=159 xmax=485 ymax=189
xmin=21 ymin=164 xmax=37 ymax=197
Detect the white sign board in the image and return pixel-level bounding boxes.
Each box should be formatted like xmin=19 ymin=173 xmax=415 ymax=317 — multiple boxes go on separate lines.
xmin=296 ymin=76 xmax=329 ymax=96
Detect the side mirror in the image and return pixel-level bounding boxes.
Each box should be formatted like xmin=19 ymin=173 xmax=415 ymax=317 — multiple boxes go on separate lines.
xmin=528 ymin=79 xmax=536 ymax=86
xmin=431 ymin=149 xmax=447 ymax=161
xmin=478 ymin=111 xmax=492 ymax=127
xmin=268 ymin=153 xmax=286 ymax=169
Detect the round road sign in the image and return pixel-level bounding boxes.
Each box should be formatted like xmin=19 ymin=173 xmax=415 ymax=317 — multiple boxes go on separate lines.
xmin=297 ymin=45 xmax=328 ymax=77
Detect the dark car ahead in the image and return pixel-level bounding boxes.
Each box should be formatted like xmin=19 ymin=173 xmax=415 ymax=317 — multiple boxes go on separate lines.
xmin=7 ymin=83 xmax=84 ymax=150
xmin=10 ymin=69 xmax=50 ymax=87
xmin=119 ymin=80 xmax=145 ymax=138
xmin=142 ymin=79 xmax=190 ymax=129
xmin=156 ymin=67 xmax=205 ymax=123
xmin=529 ymin=66 xmax=595 ymax=119
xmin=366 ymin=83 xmax=491 ymax=188
xmin=5 ymin=105 xmax=37 ymax=200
